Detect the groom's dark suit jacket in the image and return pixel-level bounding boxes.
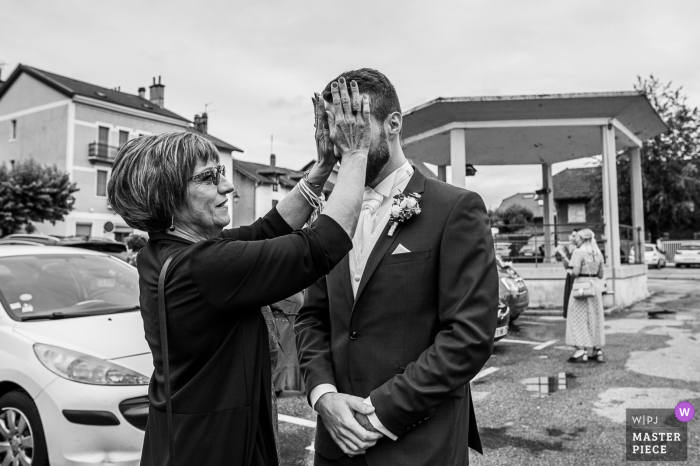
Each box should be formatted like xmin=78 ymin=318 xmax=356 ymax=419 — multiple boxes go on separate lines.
xmin=295 ymin=169 xmax=499 ymax=465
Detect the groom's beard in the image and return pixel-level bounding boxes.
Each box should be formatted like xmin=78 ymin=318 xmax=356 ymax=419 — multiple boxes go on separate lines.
xmin=365 ymin=130 xmax=390 ymax=186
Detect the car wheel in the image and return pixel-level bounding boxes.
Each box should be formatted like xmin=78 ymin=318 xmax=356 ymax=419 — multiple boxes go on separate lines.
xmin=0 ymin=391 xmax=49 ymax=466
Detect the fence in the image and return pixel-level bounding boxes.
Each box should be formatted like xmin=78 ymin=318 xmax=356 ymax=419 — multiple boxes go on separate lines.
xmin=660 ymin=240 xmax=700 ymax=263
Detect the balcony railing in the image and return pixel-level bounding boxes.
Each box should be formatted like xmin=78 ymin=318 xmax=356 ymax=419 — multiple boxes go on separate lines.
xmin=88 ymin=142 xmax=118 ymax=163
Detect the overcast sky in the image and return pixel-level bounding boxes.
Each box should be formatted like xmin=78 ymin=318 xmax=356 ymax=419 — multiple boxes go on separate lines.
xmin=3 ymin=0 xmax=699 ymax=208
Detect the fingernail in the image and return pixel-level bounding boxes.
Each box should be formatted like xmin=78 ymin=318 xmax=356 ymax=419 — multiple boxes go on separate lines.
xmin=339 ymin=77 xmax=345 ymax=84
xmin=332 ymin=82 xmax=338 ymax=89
xmin=351 ymin=80 xmax=357 ymax=87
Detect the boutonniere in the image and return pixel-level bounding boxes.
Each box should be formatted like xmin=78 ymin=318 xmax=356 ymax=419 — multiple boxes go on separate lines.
xmin=388 ymin=192 xmax=422 ymax=236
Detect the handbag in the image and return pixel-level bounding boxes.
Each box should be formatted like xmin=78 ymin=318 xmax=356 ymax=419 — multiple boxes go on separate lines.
xmin=158 ymin=255 xmax=176 ymax=465
xmin=573 ymin=253 xmax=596 ymax=299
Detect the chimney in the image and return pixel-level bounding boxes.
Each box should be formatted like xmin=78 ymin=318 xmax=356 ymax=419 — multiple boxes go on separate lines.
xmin=270 ymin=153 xmax=276 ymax=169
xmin=138 ymin=87 xmax=146 ymax=99
xmin=194 ymin=112 xmax=208 ymax=133
xmin=149 ymin=76 xmax=165 ymax=108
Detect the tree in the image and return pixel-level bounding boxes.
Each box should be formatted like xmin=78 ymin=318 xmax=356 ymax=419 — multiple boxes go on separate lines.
xmin=0 ymin=159 xmax=79 ymax=236
xmin=586 ymin=76 xmax=700 ymax=240
xmin=492 ymin=203 xmax=535 ymax=233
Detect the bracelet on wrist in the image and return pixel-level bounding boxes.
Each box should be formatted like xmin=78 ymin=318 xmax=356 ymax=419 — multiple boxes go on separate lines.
xmin=303 ymin=170 xmax=322 ymax=189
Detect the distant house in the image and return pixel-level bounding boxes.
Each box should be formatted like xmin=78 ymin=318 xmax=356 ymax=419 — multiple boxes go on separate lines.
xmin=230 ymin=154 xmax=304 ymax=227
xmin=498 ymin=167 xmax=602 ymax=227
xmin=497 ymin=193 xmax=544 ymax=224
xmin=552 ymin=167 xmax=601 ymax=226
xmin=0 ymin=65 xmax=241 ymax=239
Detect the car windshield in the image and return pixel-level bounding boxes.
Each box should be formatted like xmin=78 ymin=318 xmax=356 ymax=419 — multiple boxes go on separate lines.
xmin=0 ymin=254 xmax=139 ymax=320
xmin=679 ymin=245 xmax=700 ymax=251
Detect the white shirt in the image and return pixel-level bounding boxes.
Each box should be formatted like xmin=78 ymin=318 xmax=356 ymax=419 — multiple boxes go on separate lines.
xmin=310 ymin=161 xmax=414 ymax=441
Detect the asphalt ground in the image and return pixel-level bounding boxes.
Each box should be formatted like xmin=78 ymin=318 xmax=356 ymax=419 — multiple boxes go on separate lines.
xmin=277 ymin=275 xmax=700 ymax=465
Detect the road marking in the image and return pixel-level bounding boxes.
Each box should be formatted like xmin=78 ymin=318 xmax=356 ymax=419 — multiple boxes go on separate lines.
xmin=533 ymin=339 xmax=558 ymax=350
xmin=473 ymin=367 xmax=499 ymax=381
xmin=499 ymin=338 xmax=543 ymax=345
xmin=278 ymin=414 xmax=317 ymax=428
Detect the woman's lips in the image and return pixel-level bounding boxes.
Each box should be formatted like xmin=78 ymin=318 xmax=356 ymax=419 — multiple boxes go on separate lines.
xmin=216 ymin=200 xmax=228 ymax=208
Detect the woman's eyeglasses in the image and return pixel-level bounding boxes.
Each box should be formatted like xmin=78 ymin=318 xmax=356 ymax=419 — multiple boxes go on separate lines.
xmin=188 ymin=165 xmax=226 ymax=185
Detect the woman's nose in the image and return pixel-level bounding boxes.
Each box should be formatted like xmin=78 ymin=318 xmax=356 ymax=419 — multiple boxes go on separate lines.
xmin=218 ymin=176 xmax=235 ymax=195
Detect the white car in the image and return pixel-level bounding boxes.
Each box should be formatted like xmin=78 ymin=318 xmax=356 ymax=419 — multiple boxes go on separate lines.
xmin=674 ymin=244 xmax=700 ymax=267
xmin=629 ymin=244 xmax=666 ymax=268
xmin=0 ymin=246 xmax=151 ymax=466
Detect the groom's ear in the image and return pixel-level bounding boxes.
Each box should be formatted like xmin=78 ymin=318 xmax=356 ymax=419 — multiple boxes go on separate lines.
xmin=386 ymin=111 xmax=403 ymax=138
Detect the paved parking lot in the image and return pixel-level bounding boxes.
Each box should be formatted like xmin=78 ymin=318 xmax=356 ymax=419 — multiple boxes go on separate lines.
xmin=277 ymin=271 xmax=700 ymax=465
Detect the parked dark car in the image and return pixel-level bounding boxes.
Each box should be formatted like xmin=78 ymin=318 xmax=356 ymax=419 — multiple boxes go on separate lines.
xmin=3 ymin=235 xmax=130 ymax=262
xmin=5 ymin=234 xmax=60 ymax=245
xmin=0 ymin=239 xmax=46 ymax=246
xmin=59 ymin=238 xmax=129 ymax=262
xmin=496 ymin=255 xmax=529 ymax=321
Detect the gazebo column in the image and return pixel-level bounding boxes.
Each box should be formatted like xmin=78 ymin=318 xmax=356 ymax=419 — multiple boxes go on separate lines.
xmin=629 ymin=146 xmax=645 ymax=264
xmin=437 ymin=166 xmax=447 ymax=182
xmin=601 ymin=125 xmax=621 ymax=269
xmin=541 ymin=163 xmax=555 ymax=263
xmin=450 ymin=128 xmax=466 ymax=188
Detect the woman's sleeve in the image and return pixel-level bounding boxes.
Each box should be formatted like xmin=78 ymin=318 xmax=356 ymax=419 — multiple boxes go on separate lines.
xmin=219 ymin=206 xmax=293 ymax=242
xmin=190 ymin=215 xmax=352 ymax=312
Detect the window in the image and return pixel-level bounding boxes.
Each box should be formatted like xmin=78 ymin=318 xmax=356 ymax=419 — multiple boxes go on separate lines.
xmin=96 ymin=170 xmax=108 ymax=197
xmin=568 ymin=203 xmax=586 ymax=223
xmin=272 ymin=200 xmax=279 ymax=209
xmin=272 ymin=183 xmax=279 ymax=192
xmin=98 ymin=126 xmax=110 ymax=145
xmin=118 ymin=130 xmax=129 ymax=147
xmin=76 ymin=223 xmax=92 ymax=237
xmin=10 ymin=120 xmax=17 ymax=140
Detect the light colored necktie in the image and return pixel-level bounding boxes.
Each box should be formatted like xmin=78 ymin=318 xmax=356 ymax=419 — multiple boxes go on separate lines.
xmin=353 ymin=188 xmax=385 ymax=260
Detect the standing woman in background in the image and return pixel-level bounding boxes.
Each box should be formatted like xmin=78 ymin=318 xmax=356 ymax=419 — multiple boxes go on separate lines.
xmin=565 ymin=228 xmax=605 ymax=363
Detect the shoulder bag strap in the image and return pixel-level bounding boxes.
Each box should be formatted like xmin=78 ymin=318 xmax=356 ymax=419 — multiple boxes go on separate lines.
xmin=158 ymin=254 xmax=176 ymax=466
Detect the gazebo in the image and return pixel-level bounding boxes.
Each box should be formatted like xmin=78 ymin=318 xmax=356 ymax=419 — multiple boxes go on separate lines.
xmin=401 ymin=91 xmax=667 ymax=308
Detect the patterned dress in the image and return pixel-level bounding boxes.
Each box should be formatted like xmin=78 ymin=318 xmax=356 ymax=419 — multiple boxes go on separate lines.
xmin=565 ymin=249 xmax=605 ymax=348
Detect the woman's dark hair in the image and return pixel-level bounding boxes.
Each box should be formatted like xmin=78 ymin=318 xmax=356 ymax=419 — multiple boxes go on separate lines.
xmin=322 ymin=68 xmax=402 ymax=126
xmin=107 ymin=132 xmax=219 ymax=232
xmin=124 ymin=233 xmax=148 ymax=252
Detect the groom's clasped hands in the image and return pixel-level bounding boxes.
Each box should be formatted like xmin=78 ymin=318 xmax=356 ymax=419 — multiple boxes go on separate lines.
xmin=316 ymin=392 xmax=383 ymax=457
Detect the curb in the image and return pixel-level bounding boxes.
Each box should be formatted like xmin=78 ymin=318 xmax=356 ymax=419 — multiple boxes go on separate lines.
xmin=648 ymin=276 xmax=700 ymax=281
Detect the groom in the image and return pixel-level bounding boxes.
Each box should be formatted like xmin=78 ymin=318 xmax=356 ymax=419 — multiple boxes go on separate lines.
xmin=295 ymin=69 xmax=498 ymax=466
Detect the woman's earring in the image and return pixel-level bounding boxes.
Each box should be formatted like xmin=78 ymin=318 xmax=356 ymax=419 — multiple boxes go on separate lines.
xmin=168 ymin=216 xmax=176 ymax=232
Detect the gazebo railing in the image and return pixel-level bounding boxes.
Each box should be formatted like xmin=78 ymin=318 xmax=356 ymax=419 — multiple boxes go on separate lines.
xmin=492 ymin=223 xmax=638 ymax=266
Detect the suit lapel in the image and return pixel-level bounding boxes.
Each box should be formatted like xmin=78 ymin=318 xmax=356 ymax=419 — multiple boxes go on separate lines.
xmin=352 ymin=169 xmax=427 ymax=310
xmin=338 ymin=254 xmax=354 ymax=307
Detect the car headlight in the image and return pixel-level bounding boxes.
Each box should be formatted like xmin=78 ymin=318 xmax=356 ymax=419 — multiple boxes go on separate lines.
xmin=500 ymin=277 xmax=518 ymax=293
xmin=497 ymin=300 xmax=510 ymax=319
xmin=33 ymin=343 xmax=150 ymax=386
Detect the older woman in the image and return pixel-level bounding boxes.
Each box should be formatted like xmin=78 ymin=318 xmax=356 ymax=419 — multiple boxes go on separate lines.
xmin=565 ymin=228 xmax=605 ymax=363
xmin=108 ymin=80 xmax=380 ymax=466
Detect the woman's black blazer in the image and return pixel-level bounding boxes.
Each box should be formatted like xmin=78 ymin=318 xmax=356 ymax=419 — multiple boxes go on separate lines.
xmin=137 ymin=209 xmax=351 ymax=466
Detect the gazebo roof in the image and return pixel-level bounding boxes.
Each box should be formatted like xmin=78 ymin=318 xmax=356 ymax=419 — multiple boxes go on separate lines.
xmin=401 ymin=91 xmax=667 ymax=166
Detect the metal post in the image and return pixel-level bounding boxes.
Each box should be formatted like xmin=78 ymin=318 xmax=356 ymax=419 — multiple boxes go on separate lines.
xmin=450 ymin=129 xmax=466 ymax=188
xmin=629 ymin=147 xmax=645 ymax=264
xmin=541 ymin=163 xmax=555 ymax=263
